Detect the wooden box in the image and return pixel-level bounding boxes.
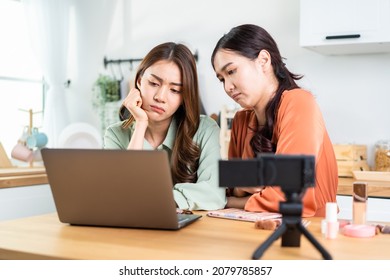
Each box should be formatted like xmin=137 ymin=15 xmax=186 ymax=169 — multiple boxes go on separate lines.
xmin=0 ymin=142 xmax=12 ymax=168
xmin=333 ymin=144 xmax=367 ymax=161
xmin=333 ymin=144 xmax=370 ymax=177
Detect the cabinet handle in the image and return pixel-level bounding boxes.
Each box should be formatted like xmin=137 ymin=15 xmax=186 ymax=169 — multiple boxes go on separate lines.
xmin=325 ymin=34 xmax=361 ymax=40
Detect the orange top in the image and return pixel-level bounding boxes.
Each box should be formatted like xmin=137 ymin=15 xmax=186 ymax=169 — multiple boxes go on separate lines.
xmin=228 ymin=89 xmax=338 ymax=217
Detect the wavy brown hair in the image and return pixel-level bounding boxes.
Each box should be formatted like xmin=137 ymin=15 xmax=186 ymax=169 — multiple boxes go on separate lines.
xmin=120 ymin=42 xmax=201 ymax=184
xmin=211 ymin=24 xmax=303 ymax=154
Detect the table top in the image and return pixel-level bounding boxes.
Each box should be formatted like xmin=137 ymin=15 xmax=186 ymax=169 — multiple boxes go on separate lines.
xmin=0 ymin=212 xmax=389 ymax=260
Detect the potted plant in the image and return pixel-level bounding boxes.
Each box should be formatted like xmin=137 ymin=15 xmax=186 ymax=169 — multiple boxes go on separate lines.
xmin=92 ymin=74 xmax=121 ymax=135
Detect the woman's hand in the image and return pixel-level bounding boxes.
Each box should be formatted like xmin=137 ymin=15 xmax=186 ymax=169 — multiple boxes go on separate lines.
xmin=226 ymin=196 xmax=250 ymax=209
xmin=125 ymin=88 xmax=148 ymax=150
xmin=122 ymin=88 xmax=148 ymax=123
xmin=233 ymin=187 xmax=264 ymax=197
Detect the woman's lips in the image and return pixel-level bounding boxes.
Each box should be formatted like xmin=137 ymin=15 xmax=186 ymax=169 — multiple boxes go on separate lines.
xmin=150 ymin=105 xmax=165 ymax=114
xmin=231 ymin=93 xmax=241 ymax=101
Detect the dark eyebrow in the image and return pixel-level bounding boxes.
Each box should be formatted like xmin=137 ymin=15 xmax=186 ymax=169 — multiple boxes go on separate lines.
xmin=150 ymin=74 xmax=182 ymax=87
xmin=216 ymin=62 xmax=233 ymax=78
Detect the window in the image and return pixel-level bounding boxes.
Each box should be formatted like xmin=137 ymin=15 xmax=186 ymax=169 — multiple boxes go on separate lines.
xmin=0 ymin=0 xmax=44 ymax=165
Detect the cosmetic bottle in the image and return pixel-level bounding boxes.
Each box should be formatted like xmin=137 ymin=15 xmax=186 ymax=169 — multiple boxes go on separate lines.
xmin=353 ymin=182 xmax=367 ymax=225
xmin=325 ymin=202 xmax=339 ymax=239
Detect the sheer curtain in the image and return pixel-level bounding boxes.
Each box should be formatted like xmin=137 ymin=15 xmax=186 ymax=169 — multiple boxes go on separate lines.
xmin=22 ymin=0 xmax=119 ymax=147
xmin=67 ymin=0 xmax=118 ymax=128
xmin=22 ymin=0 xmax=70 ymax=147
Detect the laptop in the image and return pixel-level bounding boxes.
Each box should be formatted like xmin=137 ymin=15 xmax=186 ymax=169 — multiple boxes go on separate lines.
xmin=41 ymin=148 xmax=201 ymax=230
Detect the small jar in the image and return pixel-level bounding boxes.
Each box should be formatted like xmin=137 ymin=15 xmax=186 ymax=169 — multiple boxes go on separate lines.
xmin=375 ymin=140 xmax=390 ymax=171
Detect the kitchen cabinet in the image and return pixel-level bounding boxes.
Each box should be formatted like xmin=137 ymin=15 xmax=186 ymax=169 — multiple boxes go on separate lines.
xmin=300 ymin=0 xmax=390 ymax=55
xmin=0 ymin=184 xmax=55 ymax=222
xmin=337 ymin=195 xmax=390 ymax=222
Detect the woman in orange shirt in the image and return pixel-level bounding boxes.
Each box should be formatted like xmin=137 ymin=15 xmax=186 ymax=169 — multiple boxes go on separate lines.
xmin=211 ymin=24 xmax=338 ymax=217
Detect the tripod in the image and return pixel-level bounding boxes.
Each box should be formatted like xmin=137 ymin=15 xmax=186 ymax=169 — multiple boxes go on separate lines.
xmin=252 ymin=192 xmax=332 ymax=260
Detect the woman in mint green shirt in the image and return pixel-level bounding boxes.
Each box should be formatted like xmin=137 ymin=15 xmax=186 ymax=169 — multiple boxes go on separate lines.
xmin=104 ymin=42 xmax=226 ymax=210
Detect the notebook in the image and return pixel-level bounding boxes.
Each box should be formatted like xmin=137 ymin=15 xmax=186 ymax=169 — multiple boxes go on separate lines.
xmin=207 ymin=208 xmax=282 ymax=222
xmin=207 ymin=208 xmax=311 ymax=228
xmin=41 ymin=148 xmax=201 ymax=230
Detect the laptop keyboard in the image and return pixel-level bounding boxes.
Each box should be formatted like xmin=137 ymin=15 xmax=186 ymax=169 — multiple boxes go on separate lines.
xmin=177 ymin=214 xmax=190 ymax=222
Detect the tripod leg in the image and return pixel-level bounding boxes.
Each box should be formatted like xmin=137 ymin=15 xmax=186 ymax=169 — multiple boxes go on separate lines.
xmin=298 ymin=223 xmax=332 ymax=260
xmin=252 ymin=223 xmax=287 ymax=260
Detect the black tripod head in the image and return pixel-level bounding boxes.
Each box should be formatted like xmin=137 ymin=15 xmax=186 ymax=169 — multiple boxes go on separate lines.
xmin=219 ymin=153 xmax=315 ymax=197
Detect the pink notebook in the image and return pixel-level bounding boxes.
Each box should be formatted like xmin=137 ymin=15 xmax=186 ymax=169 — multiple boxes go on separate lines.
xmin=207 ymin=208 xmax=282 ymax=222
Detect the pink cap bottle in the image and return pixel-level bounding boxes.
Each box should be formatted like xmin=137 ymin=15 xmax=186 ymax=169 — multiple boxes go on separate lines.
xmin=325 ymin=202 xmax=339 ymax=239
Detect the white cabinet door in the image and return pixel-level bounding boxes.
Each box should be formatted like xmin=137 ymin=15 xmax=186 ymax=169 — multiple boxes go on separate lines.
xmin=300 ymin=0 xmax=390 ymax=55
xmin=337 ymin=195 xmax=390 ymax=222
xmin=0 ymin=184 xmax=55 ymax=221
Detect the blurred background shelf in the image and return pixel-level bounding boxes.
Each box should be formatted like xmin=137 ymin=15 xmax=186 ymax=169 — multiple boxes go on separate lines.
xmin=0 ymin=167 xmax=47 ymax=188
xmin=337 ymin=177 xmax=390 ymax=198
xmin=353 ymin=171 xmax=390 ymax=182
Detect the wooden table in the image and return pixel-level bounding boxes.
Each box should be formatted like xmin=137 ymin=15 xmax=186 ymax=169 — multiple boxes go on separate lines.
xmin=0 ymin=212 xmax=389 ymax=260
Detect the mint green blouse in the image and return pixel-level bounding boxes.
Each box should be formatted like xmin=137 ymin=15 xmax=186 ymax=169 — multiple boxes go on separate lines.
xmin=104 ymin=115 xmax=227 ymax=210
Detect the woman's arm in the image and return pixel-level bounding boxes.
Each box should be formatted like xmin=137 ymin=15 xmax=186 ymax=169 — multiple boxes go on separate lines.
xmin=245 ymin=90 xmax=325 ymax=216
xmin=227 ymin=110 xmax=263 ymax=199
xmin=127 ymin=121 xmax=147 ymax=150
xmin=226 ymin=196 xmax=250 ymax=208
xmin=122 ymin=88 xmax=149 ymax=150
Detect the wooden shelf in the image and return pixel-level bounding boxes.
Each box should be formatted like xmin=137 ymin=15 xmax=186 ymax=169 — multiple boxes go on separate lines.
xmin=0 ymin=167 xmax=48 ymax=188
xmin=353 ymin=171 xmax=390 ymax=182
xmin=337 ymin=177 xmax=390 ymax=198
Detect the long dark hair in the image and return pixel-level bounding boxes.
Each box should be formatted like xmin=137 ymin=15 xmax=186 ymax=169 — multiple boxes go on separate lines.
xmin=211 ymin=24 xmax=303 ymax=154
xmin=120 ymin=42 xmax=201 ymax=184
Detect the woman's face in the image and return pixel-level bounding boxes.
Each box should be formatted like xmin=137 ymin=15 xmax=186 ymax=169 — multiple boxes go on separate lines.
xmin=137 ymin=60 xmax=183 ymax=123
xmin=213 ymin=49 xmax=268 ymax=109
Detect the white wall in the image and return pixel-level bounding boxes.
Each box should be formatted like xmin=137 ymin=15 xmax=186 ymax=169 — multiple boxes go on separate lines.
xmin=337 ymin=195 xmax=390 ymax=222
xmin=0 ymin=184 xmax=55 ymax=221
xmin=65 ymin=0 xmax=118 ymax=128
